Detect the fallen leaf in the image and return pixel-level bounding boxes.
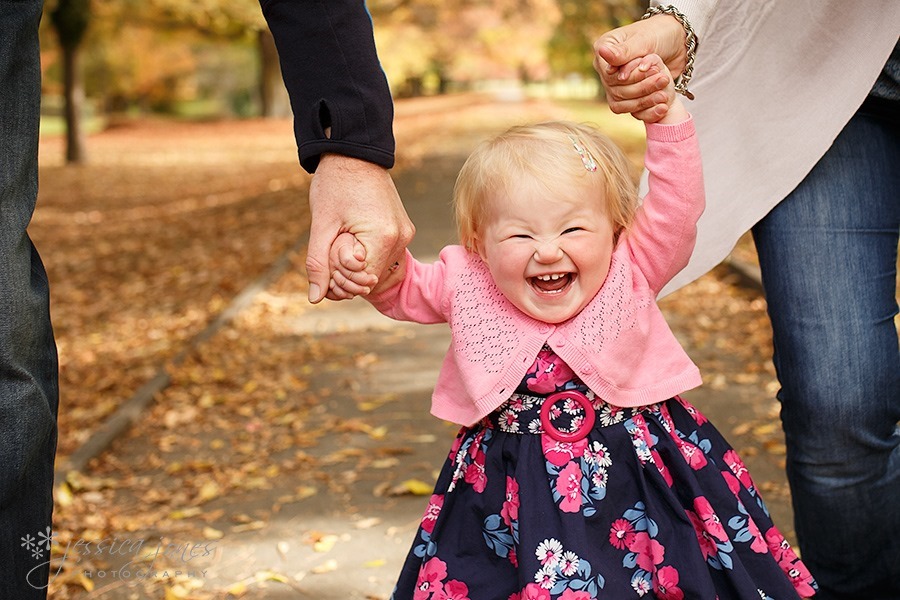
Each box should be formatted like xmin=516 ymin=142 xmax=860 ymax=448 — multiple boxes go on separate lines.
xmin=276 ymin=541 xmax=290 ymax=559
xmin=388 ymin=479 xmax=433 ymax=496
xmin=354 ymin=517 xmax=382 ymax=529
xmin=311 ymin=559 xmax=338 ymax=574
xmin=254 ymin=570 xmax=290 ymax=583
xmin=313 ymin=535 xmax=338 ymax=553
xmin=77 ymin=572 xmax=95 ymax=592
xmin=363 ymin=558 xmax=387 ymax=568
xmin=196 ymin=480 xmax=221 ymax=503
xmin=232 ymin=520 xmax=266 ymax=533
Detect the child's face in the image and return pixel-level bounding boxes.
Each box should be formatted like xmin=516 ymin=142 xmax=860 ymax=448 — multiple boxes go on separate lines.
xmin=475 ymin=180 xmax=615 ymax=324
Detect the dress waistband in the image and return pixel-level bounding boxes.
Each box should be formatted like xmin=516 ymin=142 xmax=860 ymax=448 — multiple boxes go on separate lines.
xmin=484 ymin=390 xmax=662 ymax=442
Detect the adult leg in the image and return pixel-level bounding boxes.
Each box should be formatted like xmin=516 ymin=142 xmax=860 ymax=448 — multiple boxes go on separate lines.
xmin=0 ymin=1 xmax=60 ymax=596
xmin=753 ymin=110 xmax=900 ymax=599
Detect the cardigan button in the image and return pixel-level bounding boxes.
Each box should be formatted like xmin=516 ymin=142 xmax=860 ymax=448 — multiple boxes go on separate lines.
xmin=580 ymin=365 xmax=594 ymax=375
xmin=539 ymin=324 xmax=551 ymax=334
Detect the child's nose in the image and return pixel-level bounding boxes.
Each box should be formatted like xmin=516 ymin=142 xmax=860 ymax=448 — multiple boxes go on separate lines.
xmin=533 ymin=240 xmax=563 ymax=263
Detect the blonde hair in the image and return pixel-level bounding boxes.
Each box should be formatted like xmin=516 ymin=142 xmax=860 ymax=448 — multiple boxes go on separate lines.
xmin=454 ymin=121 xmax=638 ymax=252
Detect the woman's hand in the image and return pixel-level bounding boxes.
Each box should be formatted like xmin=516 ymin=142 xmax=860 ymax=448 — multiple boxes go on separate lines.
xmin=594 ymin=15 xmax=689 ymax=119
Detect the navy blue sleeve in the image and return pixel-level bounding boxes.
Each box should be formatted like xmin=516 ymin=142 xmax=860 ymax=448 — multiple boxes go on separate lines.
xmin=259 ymin=0 xmax=395 ymax=173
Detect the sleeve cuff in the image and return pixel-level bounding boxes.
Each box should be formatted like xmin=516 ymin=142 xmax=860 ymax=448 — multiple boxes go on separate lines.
xmin=645 ymin=115 xmax=696 ymax=143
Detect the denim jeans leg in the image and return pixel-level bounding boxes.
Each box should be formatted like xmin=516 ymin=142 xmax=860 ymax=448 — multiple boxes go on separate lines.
xmin=0 ymin=1 xmax=60 ymax=596
xmin=752 ymin=110 xmax=900 ymax=599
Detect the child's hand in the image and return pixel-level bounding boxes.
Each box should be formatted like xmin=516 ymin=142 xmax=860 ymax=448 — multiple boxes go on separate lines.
xmin=325 ymin=232 xmax=378 ymax=300
xmin=608 ymin=53 xmax=687 ymax=125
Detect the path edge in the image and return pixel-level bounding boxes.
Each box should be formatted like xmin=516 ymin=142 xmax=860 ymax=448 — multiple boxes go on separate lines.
xmin=54 ymin=232 xmax=309 ymax=484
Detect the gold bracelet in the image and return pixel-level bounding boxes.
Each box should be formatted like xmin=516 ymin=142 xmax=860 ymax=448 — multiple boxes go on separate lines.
xmin=642 ymin=5 xmax=697 ymax=100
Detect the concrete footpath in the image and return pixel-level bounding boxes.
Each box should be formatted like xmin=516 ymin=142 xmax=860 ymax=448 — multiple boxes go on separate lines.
xmin=69 ymin=116 xmax=794 ymax=600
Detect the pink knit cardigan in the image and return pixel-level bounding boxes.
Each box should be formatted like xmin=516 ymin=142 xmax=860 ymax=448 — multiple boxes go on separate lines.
xmin=369 ymin=119 xmax=704 ymax=426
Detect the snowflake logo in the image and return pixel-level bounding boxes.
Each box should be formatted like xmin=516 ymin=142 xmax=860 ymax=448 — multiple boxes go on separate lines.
xmin=21 ymin=527 xmax=55 ymax=561
xmin=37 ymin=526 xmax=56 ymax=550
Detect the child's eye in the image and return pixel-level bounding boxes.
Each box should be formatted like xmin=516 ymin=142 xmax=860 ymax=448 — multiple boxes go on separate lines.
xmin=510 ymin=234 xmax=532 ymax=240
xmin=562 ymin=227 xmax=583 ymax=234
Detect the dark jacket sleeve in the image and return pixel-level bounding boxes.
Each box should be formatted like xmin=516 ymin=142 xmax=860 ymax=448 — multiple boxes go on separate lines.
xmin=259 ymin=0 xmax=395 ymax=173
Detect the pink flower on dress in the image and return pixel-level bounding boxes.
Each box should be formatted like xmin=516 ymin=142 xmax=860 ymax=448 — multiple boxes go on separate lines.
xmin=508 ymin=545 xmax=518 ymax=568
xmin=687 ymin=509 xmax=719 ymax=560
xmin=723 ymin=449 xmax=754 ymax=490
xmin=654 ymin=565 xmax=684 ymax=600
xmin=676 ymin=397 xmax=708 ymax=425
xmin=435 ymin=580 xmax=470 ymax=600
xmin=764 ymin=526 xmax=794 ymax=563
xmin=541 ymin=435 xmax=588 ymax=467
xmin=415 ymin=558 xmax=447 ymax=600
xmin=515 ymin=583 xmax=552 ymax=600
xmin=651 ymin=449 xmax=674 ymax=486
xmin=627 ymin=532 xmax=666 ymax=572
xmin=421 ymin=494 xmax=444 ymax=534
xmin=721 ymin=470 xmax=741 ymax=496
xmin=609 ymin=518 xmax=636 ymax=550
xmin=693 ymin=496 xmax=728 ymax=542
xmin=555 ymin=461 xmax=583 ymax=513
xmin=502 ymin=476 xmax=520 ymax=525
xmin=464 ymin=450 xmax=487 ymax=493
xmin=677 ymin=439 xmax=708 ymax=470
xmin=526 ymin=353 xmax=575 ymax=394
xmin=448 ymin=430 xmax=465 ymax=460
xmin=745 ymin=514 xmax=768 ymax=554
xmin=559 ymin=590 xmax=592 ymax=600
xmin=764 ymin=528 xmax=816 ymax=596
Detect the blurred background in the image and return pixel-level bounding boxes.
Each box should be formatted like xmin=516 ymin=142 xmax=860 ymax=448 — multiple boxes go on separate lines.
xmin=32 ymin=1 xmax=822 ymax=599
xmin=39 ymin=0 xmax=647 ymax=152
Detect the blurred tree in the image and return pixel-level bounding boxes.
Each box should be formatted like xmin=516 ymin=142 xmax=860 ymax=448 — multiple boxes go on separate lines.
xmin=549 ymin=0 xmax=646 ymax=90
xmin=105 ymin=0 xmax=289 ymax=117
xmin=369 ymin=0 xmax=560 ymax=95
xmin=43 ymin=0 xmax=287 ymax=126
xmin=50 ymin=0 xmax=91 ymax=163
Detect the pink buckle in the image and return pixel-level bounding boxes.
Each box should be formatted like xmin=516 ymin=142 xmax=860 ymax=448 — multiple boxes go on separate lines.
xmin=540 ymin=390 xmax=596 ymax=442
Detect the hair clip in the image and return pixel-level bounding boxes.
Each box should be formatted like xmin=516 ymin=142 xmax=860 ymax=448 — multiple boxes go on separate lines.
xmin=569 ymin=136 xmax=598 ymax=172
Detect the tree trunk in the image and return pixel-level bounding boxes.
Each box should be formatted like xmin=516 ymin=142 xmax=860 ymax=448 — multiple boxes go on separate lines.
xmin=258 ymin=29 xmax=291 ymax=118
xmin=51 ymin=0 xmax=91 ymax=164
xmin=61 ymin=43 xmax=87 ymax=164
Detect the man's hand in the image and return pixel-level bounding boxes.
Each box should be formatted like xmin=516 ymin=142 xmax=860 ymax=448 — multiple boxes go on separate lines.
xmin=593 ymin=15 xmax=688 ymax=117
xmin=305 ymin=154 xmax=415 ymax=303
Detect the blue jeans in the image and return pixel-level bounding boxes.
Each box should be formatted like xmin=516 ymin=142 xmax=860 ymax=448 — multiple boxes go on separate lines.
xmin=0 ymin=1 xmax=60 ymax=596
xmin=753 ymin=107 xmax=900 ymax=599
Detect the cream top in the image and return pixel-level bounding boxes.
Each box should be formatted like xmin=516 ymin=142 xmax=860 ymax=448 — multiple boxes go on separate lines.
xmin=652 ymin=1 xmax=900 ymax=295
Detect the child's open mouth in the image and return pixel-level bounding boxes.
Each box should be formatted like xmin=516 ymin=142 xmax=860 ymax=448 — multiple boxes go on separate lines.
xmin=529 ymin=272 xmax=574 ymax=294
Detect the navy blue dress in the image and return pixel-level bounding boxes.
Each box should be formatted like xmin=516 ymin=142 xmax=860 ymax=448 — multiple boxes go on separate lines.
xmin=390 ymin=347 xmax=817 ymax=600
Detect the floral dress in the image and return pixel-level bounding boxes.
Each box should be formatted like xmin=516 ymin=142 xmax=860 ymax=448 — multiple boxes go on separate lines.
xmin=390 ymin=347 xmax=817 ymax=600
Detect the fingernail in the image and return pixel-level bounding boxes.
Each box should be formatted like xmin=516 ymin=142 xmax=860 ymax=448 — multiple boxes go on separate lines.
xmin=308 ymin=283 xmax=322 ymax=303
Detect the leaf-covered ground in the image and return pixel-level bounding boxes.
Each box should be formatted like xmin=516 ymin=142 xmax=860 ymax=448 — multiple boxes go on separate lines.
xmin=33 ymin=96 xmax=804 ymax=598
